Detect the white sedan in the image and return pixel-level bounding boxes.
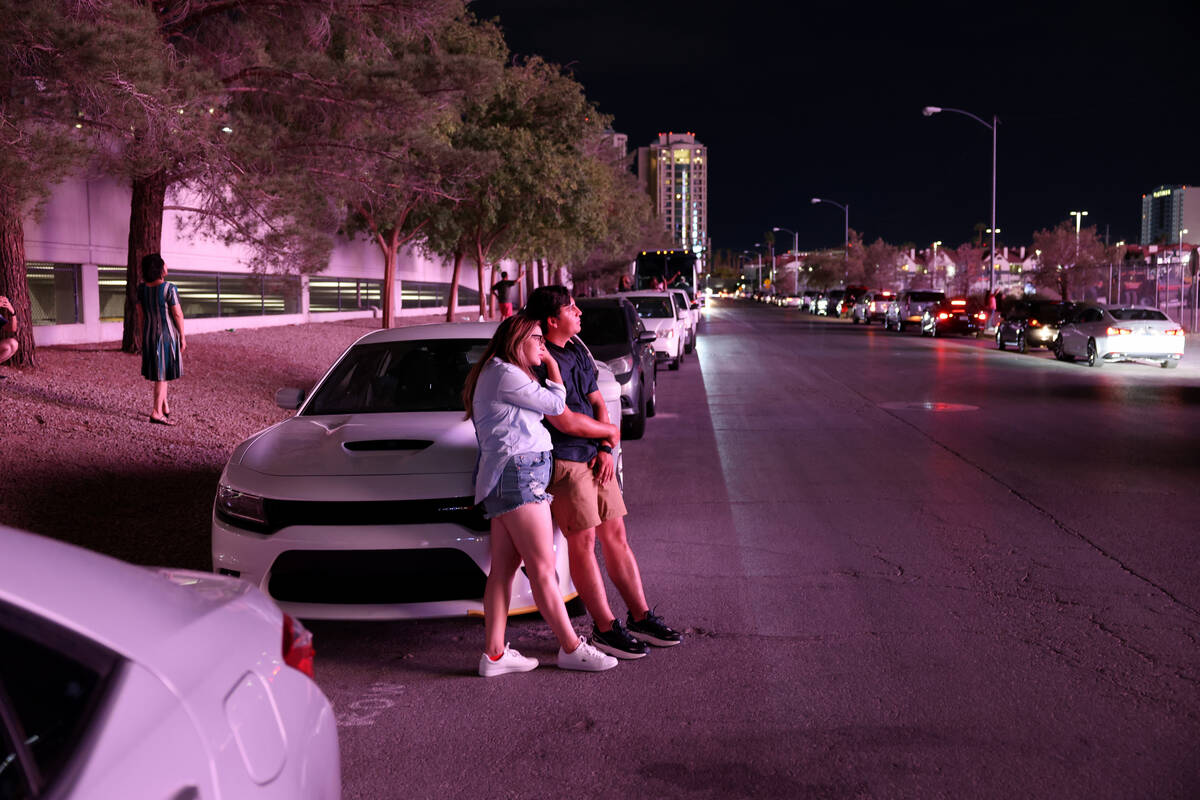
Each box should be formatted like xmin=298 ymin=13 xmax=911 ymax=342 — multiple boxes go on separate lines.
xmin=621 ymin=293 xmax=687 ymax=370
xmin=212 ymin=322 xmax=622 ymax=621
xmin=1054 ymin=305 xmax=1186 ymax=368
xmin=0 ymin=525 xmax=339 ymax=800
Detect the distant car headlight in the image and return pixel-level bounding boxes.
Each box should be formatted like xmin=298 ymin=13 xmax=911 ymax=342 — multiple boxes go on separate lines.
xmin=606 ymin=355 xmax=634 ymax=384
xmin=216 ymin=483 xmax=267 ymax=526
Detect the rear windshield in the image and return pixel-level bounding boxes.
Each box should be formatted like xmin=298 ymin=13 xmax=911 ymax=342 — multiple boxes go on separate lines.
xmin=1109 ymin=308 xmax=1168 ymax=321
xmin=907 ymin=291 xmax=944 ymax=302
xmin=578 ymin=306 xmax=629 ymax=347
xmin=305 ymin=338 xmax=487 ymax=414
xmin=631 ymin=298 xmax=674 ymax=319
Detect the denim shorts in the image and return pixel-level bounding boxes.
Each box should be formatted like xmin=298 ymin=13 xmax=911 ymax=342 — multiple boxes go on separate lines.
xmin=482 ymin=451 xmax=553 ymax=519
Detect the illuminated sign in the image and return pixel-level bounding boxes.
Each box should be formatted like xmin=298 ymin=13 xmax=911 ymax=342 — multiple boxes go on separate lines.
xmin=1153 ymin=189 xmax=1173 ymax=198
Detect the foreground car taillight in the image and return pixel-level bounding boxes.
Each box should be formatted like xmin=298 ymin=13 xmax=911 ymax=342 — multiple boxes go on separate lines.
xmin=975 ymin=311 xmax=987 ymax=321
xmin=938 ymin=312 xmax=950 ymax=320
xmin=1105 ymin=326 xmax=1132 ymax=336
xmin=282 ymin=613 xmax=316 ymax=678
xmin=1166 ymin=328 xmax=1185 ymax=336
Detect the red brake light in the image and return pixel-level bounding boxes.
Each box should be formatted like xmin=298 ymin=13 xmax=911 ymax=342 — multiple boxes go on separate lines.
xmin=950 ymin=299 xmax=967 ymax=306
xmin=1105 ymin=326 xmax=1132 ymax=336
xmin=282 ymin=613 xmax=316 ymax=678
xmin=938 ymin=312 xmax=951 ymax=320
xmin=1166 ymin=328 xmax=1185 ymax=336
xmin=975 ymin=311 xmax=987 ymax=320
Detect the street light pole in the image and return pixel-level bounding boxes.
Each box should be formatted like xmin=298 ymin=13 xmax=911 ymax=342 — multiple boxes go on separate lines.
xmin=923 ymin=106 xmax=998 ymax=296
xmin=811 ymin=197 xmax=849 ymax=278
xmin=932 ymin=240 xmax=943 ymax=290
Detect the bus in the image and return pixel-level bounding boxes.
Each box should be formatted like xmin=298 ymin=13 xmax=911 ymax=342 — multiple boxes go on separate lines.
xmin=633 ymin=250 xmax=698 ymax=295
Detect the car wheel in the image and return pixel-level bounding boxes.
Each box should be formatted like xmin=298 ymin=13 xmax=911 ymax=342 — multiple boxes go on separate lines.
xmin=646 ymin=373 xmax=657 ymax=417
xmin=1087 ymin=339 xmax=1101 ymax=368
xmin=996 ymin=331 xmax=1006 ymax=350
xmin=1162 ymin=359 xmax=1179 ymax=369
xmin=1017 ymin=334 xmax=1027 ymax=354
xmin=622 ymin=379 xmax=647 ymax=440
xmin=684 ymin=334 xmax=694 ymax=354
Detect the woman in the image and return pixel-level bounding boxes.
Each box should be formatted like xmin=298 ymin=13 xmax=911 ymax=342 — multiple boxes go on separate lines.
xmin=134 ymin=253 xmax=185 ymax=425
xmin=463 ymin=314 xmax=617 ymax=676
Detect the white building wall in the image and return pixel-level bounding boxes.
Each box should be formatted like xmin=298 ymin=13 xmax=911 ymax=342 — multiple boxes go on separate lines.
xmin=23 ymin=175 xmax=506 ymax=346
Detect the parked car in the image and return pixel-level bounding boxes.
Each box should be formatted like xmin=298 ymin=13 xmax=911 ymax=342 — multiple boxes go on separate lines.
xmin=212 ymin=322 xmax=624 ymax=620
xmin=851 ymin=290 xmax=895 ymax=324
xmin=822 ymin=289 xmax=845 ymax=316
xmin=1053 ymin=305 xmax=1185 ymax=368
xmin=995 ymin=300 xmax=1077 ymax=352
xmin=801 ymin=289 xmax=821 ymax=312
xmin=578 ymin=296 xmax=657 ymax=440
xmin=920 ymin=298 xmax=985 ymax=337
xmin=624 ymin=292 xmax=687 ymax=370
xmin=778 ymin=294 xmax=803 ymax=308
xmin=885 ymin=290 xmax=946 ymax=332
xmin=0 ymin=525 xmax=340 ymax=800
xmin=838 ymin=285 xmax=869 ymax=318
xmin=667 ymin=288 xmax=699 ymax=353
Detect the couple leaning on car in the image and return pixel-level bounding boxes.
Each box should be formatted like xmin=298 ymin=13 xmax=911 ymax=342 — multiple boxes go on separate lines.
xmin=463 ymin=285 xmax=682 ymax=677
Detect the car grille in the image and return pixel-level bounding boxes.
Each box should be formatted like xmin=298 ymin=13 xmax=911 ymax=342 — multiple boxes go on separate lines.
xmin=267 ymin=548 xmax=485 ymax=604
xmin=217 ymin=496 xmax=488 ymax=534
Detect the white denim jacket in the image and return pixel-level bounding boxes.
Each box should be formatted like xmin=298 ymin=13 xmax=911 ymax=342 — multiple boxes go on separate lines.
xmin=471 ymin=358 xmax=566 ymax=503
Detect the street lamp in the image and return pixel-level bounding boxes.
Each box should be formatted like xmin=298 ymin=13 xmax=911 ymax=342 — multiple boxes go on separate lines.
xmin=1069 ymin=210 xmax=1088 ymax=270
xmin=810 ymin=197 xmax=849 ymax=276
xmin=773 ymin=226 xmax=800 ymax=293
xmin=923 ymin=106 xmax=998 ymax=296
xmin=931 ymin=240 xmax=943 ymax=290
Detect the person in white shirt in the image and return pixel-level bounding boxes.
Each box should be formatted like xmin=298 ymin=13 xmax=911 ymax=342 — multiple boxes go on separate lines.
xmin=462 ymin=314 xmax=618 ymax=676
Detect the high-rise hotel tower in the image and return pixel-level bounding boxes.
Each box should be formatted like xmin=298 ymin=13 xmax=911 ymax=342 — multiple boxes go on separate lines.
xmin=637 ymin=132 xmax=708 ymax=262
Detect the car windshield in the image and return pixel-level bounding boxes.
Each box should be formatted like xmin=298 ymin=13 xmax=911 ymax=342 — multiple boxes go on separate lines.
xmin=304 ymin=338 xmax=487 ymax=414
xmin=632 ymin=298 xmax=674 ymax=319
xmin=578 ymin=306 xmax=628 ymax=347
xmin=908 ymin=291 xmax=944 ymax=302
xmin=1109 ymin=308 xmax=1169 ymax=321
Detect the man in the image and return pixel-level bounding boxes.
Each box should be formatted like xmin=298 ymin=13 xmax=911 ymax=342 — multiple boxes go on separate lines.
xmin=0 ymin=295 xmax=18 ymax=366
xmin=526 ymin=285 xmax=682 ymax=659
xmin=490 ymin=269 xmax=525 ymax=319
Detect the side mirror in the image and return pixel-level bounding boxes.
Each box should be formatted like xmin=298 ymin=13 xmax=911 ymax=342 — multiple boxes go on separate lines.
xmin=275 ymin=387 xmax=305 ymax=410
xmin=638 ymin=331 xmax=657 ymax=343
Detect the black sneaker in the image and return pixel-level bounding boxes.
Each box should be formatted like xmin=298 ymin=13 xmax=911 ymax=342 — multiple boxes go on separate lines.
xmin=627 ymin=609 xmax=682 ymax=647
xmin=591 ymin=620 xmax=649 ymax=659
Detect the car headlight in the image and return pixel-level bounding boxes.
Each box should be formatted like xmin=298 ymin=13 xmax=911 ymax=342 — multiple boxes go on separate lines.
xmin=216 ymin=483 xmax=267 ymax=526
xmin=606 ymin=355 xmax=634 ymax=384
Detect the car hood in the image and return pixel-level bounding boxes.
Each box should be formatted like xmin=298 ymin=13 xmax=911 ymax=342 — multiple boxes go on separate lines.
xmin=237 ymin=412 xmax=477 ymax=477
xmin=587 ymin=342 xmax=633 ymax=362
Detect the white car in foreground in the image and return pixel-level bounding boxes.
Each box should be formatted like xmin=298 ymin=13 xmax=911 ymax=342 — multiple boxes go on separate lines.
xmin=212 ymin=322 xmax=622 ymax=621
xmin=621 ymin=292 xmax=687 ymax=370
xmin=0 ymin=525 xmax=339 ymax=800
xmin=1054 ymin=305 xmax=1186 ymax=368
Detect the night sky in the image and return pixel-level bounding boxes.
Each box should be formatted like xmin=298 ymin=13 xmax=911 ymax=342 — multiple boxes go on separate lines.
xmin=470 ymin=0 xmax=1200 ymax=255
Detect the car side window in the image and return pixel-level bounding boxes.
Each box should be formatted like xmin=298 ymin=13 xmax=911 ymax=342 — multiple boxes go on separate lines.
xmin=0 ymin=602 xmax=121 ymax=798
xmin=1083 ymin=308 xmax=1102 ymax=323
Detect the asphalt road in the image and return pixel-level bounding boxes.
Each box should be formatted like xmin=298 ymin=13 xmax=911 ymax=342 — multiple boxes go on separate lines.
xmin=314 ymin=299 xmax=1200 ymax=800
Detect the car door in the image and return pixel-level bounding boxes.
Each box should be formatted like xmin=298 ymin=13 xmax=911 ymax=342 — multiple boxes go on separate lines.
xmin=1063 ymin=307 xmax=1100 ymax=356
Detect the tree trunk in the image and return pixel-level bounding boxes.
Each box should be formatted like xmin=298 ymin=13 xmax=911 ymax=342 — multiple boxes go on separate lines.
xmin=537 ymin=257 xmax=546 ymax=286
xmin=381 ymin=245 xmax=397 ymax=329
xmin=525 ymin=258 xmax=536 ymax=297
xmin=0 ymin=191 xmax=36 ymax=368
xmin=123 ymin=170 xmax=168 ymax=353
xmin=445 ymin=248 xmax=464 ymax=322
xmin=475 ymin=236 xmax=488 ymax=320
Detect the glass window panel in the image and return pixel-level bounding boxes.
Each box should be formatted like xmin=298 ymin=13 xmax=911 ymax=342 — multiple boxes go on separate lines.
xmin=309 ymin=279 xmax=340 ymax=312
xmin=26 ymin=263 xmax=79 ymax=326
xmin=263 ymin=275 xmax=301 ymax=315
xmin=170 ymin=271 xmax=219 ymax=319
xmin=217 ymin=275 xmax=264 ymax=317
xmin=97 ymin=267 xmax=129 ymax=322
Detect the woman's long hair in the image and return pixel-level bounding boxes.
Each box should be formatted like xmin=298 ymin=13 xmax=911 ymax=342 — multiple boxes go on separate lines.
xmin=462 ymin=314 xmax=542 ymax=419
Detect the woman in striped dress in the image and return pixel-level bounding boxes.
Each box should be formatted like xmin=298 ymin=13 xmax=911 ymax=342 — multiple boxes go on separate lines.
xmin=134 ymin=253 xmax=185 ymax=425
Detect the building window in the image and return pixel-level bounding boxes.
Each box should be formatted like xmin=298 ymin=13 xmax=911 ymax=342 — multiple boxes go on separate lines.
xmin=97 ymin=267 xmax=128 ymax=322
xmin=26 ymin=262 xmax=80 ymax=326
xmin=309 ymin=278 xmax=382 ymax=313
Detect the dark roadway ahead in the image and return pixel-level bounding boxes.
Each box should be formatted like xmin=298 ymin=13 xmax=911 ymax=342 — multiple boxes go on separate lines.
xmin=316 ymin=299 xmax=1200 ymax=800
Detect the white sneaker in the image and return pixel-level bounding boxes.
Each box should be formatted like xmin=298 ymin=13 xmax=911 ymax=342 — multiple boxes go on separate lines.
xmin=557 ymin=637 xmax=618 ymax=672
xmin=478 ymin=644 xmax=539 ymax=677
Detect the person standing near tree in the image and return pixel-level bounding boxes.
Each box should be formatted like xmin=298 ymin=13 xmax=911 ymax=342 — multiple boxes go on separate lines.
xmin=134 ymin=253 xmax=185 ymax=425
xmin=0 ymin=296 xmax=18 ymax=369
xmin=490 ymin=269 xmax=526 ymax=319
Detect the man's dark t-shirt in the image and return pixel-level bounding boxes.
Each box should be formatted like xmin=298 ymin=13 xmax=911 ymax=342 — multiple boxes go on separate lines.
xmin=491 ymin=280 xmax=516 ymax=303
xmin=538 ymin=337 xmax=600 ymax=463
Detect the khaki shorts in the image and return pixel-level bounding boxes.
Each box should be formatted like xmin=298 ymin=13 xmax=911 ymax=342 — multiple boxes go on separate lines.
xmin=548 ymin=458 xmax=627 ymax=533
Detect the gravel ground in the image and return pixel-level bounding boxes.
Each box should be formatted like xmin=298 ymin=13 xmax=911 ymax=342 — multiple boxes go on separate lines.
xmin=0 ymin=313 xmax=476 ymax=570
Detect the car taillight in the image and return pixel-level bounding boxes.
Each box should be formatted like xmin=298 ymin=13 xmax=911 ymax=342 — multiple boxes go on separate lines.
xmin=938 ymin=312 xmax=950 ymax=320
xmin=1166 ymin=328 xmax=1185 ymax=336
xmin=1105 ymin=326 xmax=1132 ymax=336
xmin=975 ymin=311 xmax=987 ymax=320
xmin=1029 ymin=319 xmax=1039 ymax=326
xmin=282 ymin=613 xmax=316 ymax=678
xmin=869 ymin=302 xmax=877 ymax=311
